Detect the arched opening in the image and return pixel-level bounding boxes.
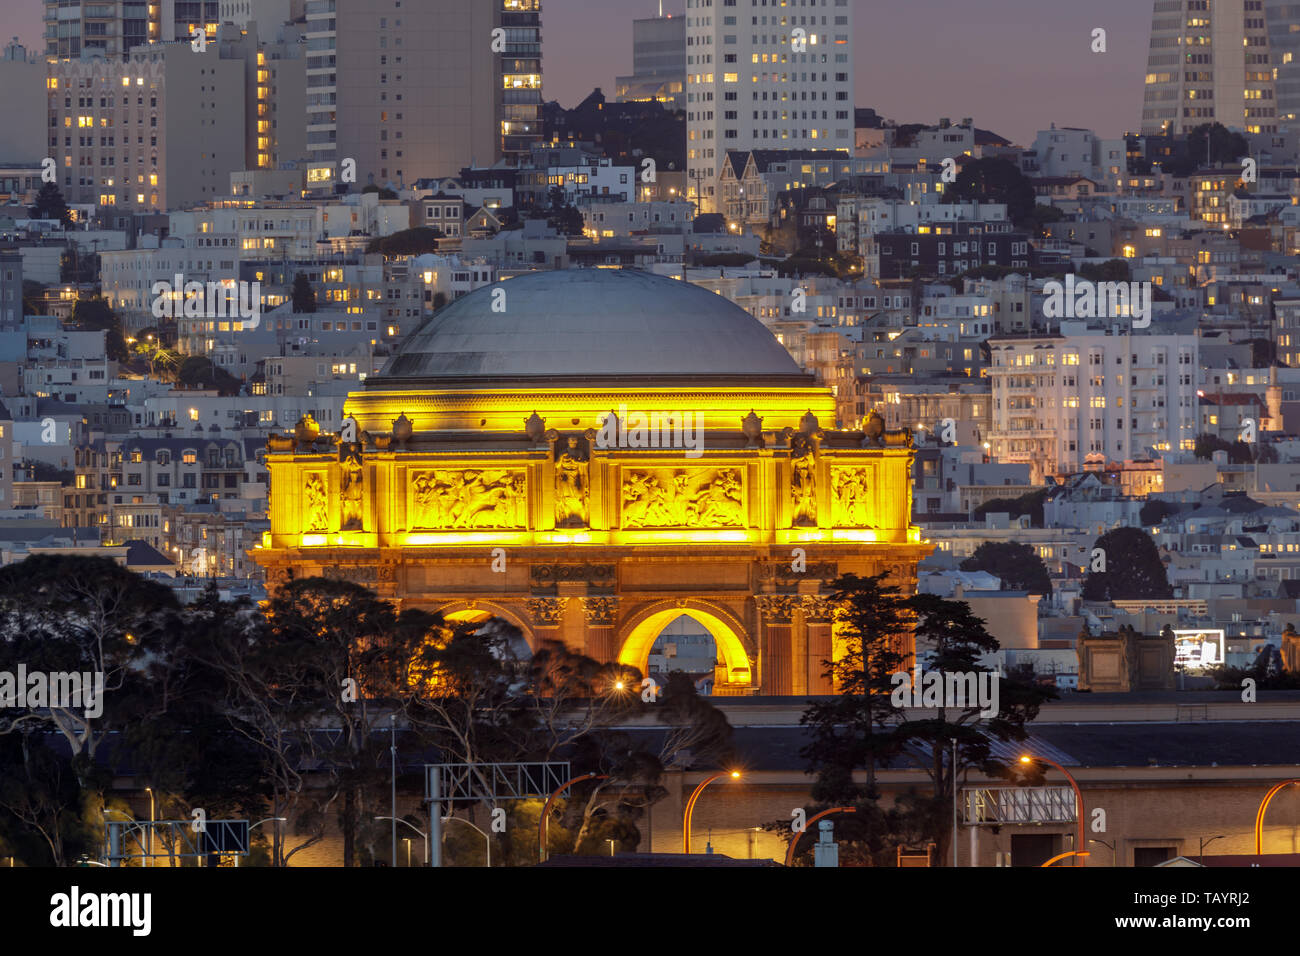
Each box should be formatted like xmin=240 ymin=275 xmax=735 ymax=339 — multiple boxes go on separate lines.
xmin=426 ymin=601 xmax=537 ymax=657
xmin=647 ymin=615 xmax=719 ymax=694
xmin=619 ymin=604 xmax=751 ymax=692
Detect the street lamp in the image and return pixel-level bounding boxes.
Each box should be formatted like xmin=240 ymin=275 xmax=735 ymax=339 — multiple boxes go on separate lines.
xmin=374 ymin=816 xmax=428 ymax=867
xmin=683 ymin=771 xmax=741 ymax=854
xmin=1255 ymin=780 xmax=1300 ymax=854
xmin=442 ymin=815 xmax=491 ymax=867
xmin=1199 ymin=834 xmax=1226 ymax=859
xmin=237 ymin=817 xmax=286 ymax=868
xmin=1089 ymin=837 xmax=1117 ymax=866
xmin=784 ymin=807 xmax=856 ymax=867
xmin=144 ymin=787 xmax=154 ymax=868
xmin=538 ymin=773 xmax=609 ymax=863
xmin=1019 ymin=754 xmax=1087 ymax=867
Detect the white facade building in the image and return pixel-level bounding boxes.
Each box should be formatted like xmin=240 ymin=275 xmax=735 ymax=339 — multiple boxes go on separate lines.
xmin=988 ymin=322 xmax=1200 ymax=483
xmin=685 ymin=0 xmax=853 ymax=213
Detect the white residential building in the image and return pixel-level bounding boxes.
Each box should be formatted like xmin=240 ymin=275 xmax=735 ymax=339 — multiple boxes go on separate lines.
xmin=988 ymin=321 xmax=1200 ymax=483
xmin=685 ymin=0 xmax=853 ymax=213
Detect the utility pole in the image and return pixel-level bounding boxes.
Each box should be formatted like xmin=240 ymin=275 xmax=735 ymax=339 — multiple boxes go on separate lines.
xmin=389 ymin=713 xmax=397 ymax=868
xmin=952 ymin=738 xmax=959 ymax=867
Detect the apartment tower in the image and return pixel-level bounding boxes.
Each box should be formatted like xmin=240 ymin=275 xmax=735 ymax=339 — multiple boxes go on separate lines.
xmin=303 ymin=0 xmax=541 ymax=189
xmin=1141 ymin=0 xmax=1278 ymax=135
xmin=685 ymin=0 xmax=853 ymax=214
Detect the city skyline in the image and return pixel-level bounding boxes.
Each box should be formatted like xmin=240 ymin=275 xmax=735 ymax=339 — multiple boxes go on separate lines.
xmin=6 ymin=0 xmax=1153 ymax=147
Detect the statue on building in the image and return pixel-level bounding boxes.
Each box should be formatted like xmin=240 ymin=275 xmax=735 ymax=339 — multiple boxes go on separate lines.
xmin=555 ymin=435 xmax=590 ymax=527
xmin=339 ymin=443 xmax=364 ymax=531
xmin=304 ymin=473 xmax=328 ymax=531
xmin=790 ymin=435 xmax=817 ymax=527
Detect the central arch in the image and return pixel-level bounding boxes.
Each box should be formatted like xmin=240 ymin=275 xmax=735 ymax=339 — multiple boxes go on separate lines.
xmin=618 ymin=600 xmax=752 ymax=688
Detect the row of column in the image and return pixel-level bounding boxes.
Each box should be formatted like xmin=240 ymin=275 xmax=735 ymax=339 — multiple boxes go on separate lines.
xmin=755 ymin=595 xmax=835 ymax=697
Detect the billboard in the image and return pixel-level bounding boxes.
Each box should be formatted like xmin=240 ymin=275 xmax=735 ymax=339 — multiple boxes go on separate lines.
xmin=1172 ymin=629 xmax=1225 ymax=671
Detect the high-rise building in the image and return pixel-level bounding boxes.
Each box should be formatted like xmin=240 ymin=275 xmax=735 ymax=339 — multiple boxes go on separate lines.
xmin=500 ymin=0 xmax=543 ymax=164
xmin=48 ymin=38 xmax=246 ymax=213
xmin=43 ymin=0 xmax=222 ymax=61
xmin=303 ymin=0 xmax=541 ymax=190
xmin=1141 ymin=0 xmax=1278 ymax=135
xmin=615 ymin=14 xmax=686 ymax=110
xmin=685 ymin=0 xmax=853 ymax=214
xmin=1265 ymin=1 xmax=1300 ymax=129
xmin=0 ymin=40 xmax=47 ymax=164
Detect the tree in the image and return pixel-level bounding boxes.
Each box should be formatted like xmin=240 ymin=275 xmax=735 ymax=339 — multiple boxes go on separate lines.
xmin=960 ymin=541 xmax=1052 ymax=595
xmin=1139 ymin=499 xmax=1181 ymax=527
xmin=544 ymin=186 xmax=586 ymax=237
xmin=888 ymin=594 xmax=1054 ymax=865
xmin=1081 ymin=527 xmax=1172 ymax=601
xmin=1248 ymin=337 xmax=1276 ymax=367
xmin=1193 ymin=432 xmax=1261 ymax=464
xmin=1164 ymin=123 xmax=1250 ymax=176
xmin=1077 ymin=259 xmax=1132 ymax=284
xmin=972 ymin=488 xmax=1047 ymax=527
xmin=29 ymin=182 xmax=71 ymax=226
xmin=942 ymin=157 xmax=1037 ymax=226
xmin=70 ymin=297 xmax=129 ymax=363
xmin=21 ymin=280 xmax=47 ymax=315
xmin=261 ymin=578 xmax=432 ymax=867
xmin=60 ymin=245 xmax=99 ymax=284
xmin=800 ymin=573 xmax=911 ymax=803
xmin=0 ymin=555 xmax=181 ymax=788
xmin=291 ymin=272 xmax=317 ymax=314
xmin=366 ymin=227 xmax=442 ymax=256
xmin=175 ymin=355 xmax=242 ymax=396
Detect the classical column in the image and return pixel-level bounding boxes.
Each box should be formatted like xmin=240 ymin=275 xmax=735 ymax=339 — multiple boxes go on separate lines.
xmin=580 ymin=596 xmax=620 ymax=663
xmin=802 ymin=594 xmax=836 ymax=695
xmin=525 ymin=597 xmax=569 ymax=639
xmin=755 ymin=595 xmax=799 ymax=696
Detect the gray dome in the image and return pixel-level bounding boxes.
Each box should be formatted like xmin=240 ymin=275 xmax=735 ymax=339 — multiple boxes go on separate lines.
xmin=374 ymin=269 xmax=804 ymax=383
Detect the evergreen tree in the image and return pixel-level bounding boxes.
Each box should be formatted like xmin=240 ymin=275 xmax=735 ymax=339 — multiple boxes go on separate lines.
xmin=1081 ymin=527 xmax=1172 ymax=601
xmin=291 ymin=272 xmax=317 ymax=313
xmin=960 ymin=541 xmax=1053 ymax=595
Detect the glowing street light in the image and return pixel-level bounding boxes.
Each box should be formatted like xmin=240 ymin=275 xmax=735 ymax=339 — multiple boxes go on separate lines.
xmin=1020 ymin=754 xmax=1087 ymax=867
xmin=1255 ymin=780 xmax=1300 ymax=854
xmin=683 ymin=771 xmax=741 ymax=854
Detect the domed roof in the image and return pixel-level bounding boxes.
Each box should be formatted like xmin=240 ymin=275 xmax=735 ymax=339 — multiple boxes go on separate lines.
xmin=373 ymin=269 xmax=805 ymax=385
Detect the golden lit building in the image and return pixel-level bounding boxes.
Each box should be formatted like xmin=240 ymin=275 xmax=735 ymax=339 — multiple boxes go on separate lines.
xmin=253 ymin=270 xmax=929 ymax=695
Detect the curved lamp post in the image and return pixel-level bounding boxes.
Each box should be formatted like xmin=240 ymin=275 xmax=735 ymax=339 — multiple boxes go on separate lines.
xmin=1255 ymin=780 xmax=1300 ymax=855
xmin=784 ymin=807 xmax=856 ymax=867
xmin=683 ymin=771 xmax=740 ymax=854
xmin=236 ymin=816 xmax=286 ymax=868
xmin=442 ymin=815 xmax=491 ymax=867
xmin=1020 ymin=754 xmax=1087 ymax=867
xmin=375 ymin=816 xmax=427 ymax=866
xmin=538 ymin=773 xmax=609 ymax=864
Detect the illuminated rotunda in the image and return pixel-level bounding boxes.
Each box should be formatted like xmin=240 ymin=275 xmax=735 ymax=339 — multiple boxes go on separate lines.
xmin=253 ymin=269 xmax=930 ymax=695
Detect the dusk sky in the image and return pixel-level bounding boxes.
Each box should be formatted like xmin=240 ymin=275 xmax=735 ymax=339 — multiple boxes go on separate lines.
xmin=2 ymin=0 xmax=1153 ymax=146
